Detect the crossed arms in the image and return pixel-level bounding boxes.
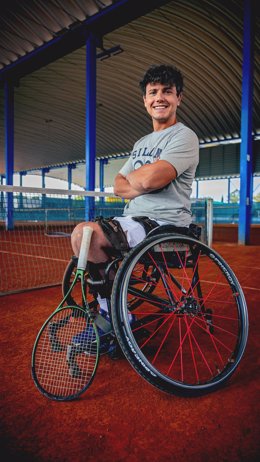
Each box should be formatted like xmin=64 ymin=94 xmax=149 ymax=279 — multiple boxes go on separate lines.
xmin=114 ymin=160 xmax=177 ymax=200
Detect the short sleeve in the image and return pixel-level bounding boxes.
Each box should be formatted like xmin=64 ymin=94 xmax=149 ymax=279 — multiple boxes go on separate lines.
xmin=160 ymin=128 xmax=199 ymax=176
xmin=119 ymin=157 xmax=134 ymax=176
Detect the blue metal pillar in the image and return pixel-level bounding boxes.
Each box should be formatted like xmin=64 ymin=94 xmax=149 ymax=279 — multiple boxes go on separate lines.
xmin=99 ymin=158 xmax=108 ymax=205
xmin=238 ymin=0 xmax=254 ymax=245
xmin=41 ymin=168 xmax=49 ymax=208
xmin=196 ymin=179 xmax=199 ymax=199
xmin=4 ymin=81 xmax=15 ymax=230
xmin=85 ymin=34 xmax=97 ymax=221
xmin=68 ymin=163 xmax=76 ymax=190
xmin=68 ymin=163 xmax=76 ymax=218
xmin=227 ymin=178 xmax=231 ymax=204
xmin=0 ymin=175 xmax=4 ymax=209
xmin=19 ymin=171 xmax=26 ymax=208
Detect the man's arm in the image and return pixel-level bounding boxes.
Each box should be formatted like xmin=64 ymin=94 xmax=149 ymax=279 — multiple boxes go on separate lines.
xmin=114 ymin=173 xmax=143 ymax=199
xmin=126 ymin=160 xmax=177 ymax=192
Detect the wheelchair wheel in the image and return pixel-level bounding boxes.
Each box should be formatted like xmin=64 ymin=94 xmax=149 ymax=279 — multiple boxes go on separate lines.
xmin=111 ymin=233 xmax=248 ymax=396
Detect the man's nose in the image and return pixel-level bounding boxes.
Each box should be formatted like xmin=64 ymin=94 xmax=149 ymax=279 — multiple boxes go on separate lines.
xmin=155 ymin=91 xmax=165 ymax=101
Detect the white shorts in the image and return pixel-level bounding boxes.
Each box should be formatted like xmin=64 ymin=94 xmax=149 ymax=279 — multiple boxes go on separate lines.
xmin=114 ymin=216 xmax=167 ymax=248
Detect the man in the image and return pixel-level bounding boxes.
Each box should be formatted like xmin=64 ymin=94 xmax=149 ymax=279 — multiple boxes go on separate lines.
xmin=71 ymin=64 xmax=199 ymax=260
xmin=70 ymin=64 xmax=199 ymax=353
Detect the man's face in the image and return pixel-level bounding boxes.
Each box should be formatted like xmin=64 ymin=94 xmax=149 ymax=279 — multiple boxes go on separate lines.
xmin=143 ymin=83 xmax=182 ymax=128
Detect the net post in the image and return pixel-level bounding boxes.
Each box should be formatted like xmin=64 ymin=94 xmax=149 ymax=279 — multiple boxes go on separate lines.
xmin=205 ymin=198 xmax=213 ymax=247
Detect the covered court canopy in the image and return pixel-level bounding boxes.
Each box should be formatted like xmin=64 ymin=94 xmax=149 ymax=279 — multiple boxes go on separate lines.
xmin=0 ymin=0 xmax=259 ymax=242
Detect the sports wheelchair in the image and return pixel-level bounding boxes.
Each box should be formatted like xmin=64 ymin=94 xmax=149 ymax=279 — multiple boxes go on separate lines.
xmin=61 ymin=223 xmax=248 ymax=396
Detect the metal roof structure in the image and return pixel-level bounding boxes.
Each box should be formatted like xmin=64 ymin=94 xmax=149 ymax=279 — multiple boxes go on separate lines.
xmin=0 ymin=0 xmax=259 ymax=187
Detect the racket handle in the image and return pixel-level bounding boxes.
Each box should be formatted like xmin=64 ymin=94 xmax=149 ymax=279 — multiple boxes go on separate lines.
xmin=77 ymin=226 xmax=94 ymax=270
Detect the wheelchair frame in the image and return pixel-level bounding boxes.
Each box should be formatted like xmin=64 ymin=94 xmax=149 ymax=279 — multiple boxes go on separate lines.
xmin=61 ymin=227 xmax=248 ymax=396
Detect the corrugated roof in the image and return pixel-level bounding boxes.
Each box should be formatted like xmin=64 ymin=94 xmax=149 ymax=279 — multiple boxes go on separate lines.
xmin=0 ymin=0 xmax=259 ymax=184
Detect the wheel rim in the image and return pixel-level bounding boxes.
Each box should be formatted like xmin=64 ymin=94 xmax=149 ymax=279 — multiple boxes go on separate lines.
xmin=117 ymin=235 xmax=248 ymax=390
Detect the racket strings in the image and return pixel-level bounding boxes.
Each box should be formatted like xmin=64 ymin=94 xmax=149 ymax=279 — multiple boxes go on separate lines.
xmin=33 ymin=307 xmax=99 ymax=400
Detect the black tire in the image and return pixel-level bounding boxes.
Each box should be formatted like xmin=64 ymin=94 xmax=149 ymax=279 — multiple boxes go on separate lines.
xmin=32 ymin=306 xmax=99 ymax=401
xmin=111 ymin=233 xmax=248 ymax=396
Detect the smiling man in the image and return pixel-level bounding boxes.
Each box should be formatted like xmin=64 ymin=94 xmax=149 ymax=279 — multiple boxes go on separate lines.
xmin=70 ymin=64 xmax=199 ymax=349
xmin=113 ymin=64 xmax=199 ymax=227
xmin=72 ymin=64 xmax=199 ymax=258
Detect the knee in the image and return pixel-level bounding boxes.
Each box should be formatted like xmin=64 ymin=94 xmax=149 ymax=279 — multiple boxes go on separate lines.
xmin=71 ymin=221 xmax=94 ymax=256
xmin=71 ymin=221 xmax=108 ymax=257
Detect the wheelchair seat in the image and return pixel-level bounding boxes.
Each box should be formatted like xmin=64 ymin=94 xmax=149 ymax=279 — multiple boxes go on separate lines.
xmin=146 ymin=222 xmax=201 ymax=240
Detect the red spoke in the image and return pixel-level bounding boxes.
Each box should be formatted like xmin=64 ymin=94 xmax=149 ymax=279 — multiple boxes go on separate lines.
xmin=151 ymin=315 xmax=177 ymax=364
xmin=128 ymin=292 xmax=171 ymax=310
xmin=193 ymin=316 xmax=225 ymax=368
xmin=197 ymin=315 xmax=238 ymax=338
xmin=131 ymin=272 xmax=157 ymax=287
xmin=147 ymin=251 xmax=181 ymax=302
xmin=200 ymin=297 xmax=239 ymax=308
xmin=160 ymin=252 xmax=184 ymax=302
xmin=174 ymin=246 xmax=201 ymax=298
xmin=205 ymin=313 xmax=239 ymax=321
xmin=132 ymin=313 xmax=167 ymax=333
xmin=193 ymin=318 xmax=234 ymax=353
xmin=187 ymin=322 xmax=214 ymax=376
xmin=167 ymin=316 xmax=197 ymax=375
xmin=197 ymin=271 xmax=225 ymax=312
xmin=179 ymin=318 xmax=184 ymax=382
xmin=186 ymin=318 xmax=200 ymax=383
xmin=139 ymin=313 xmax=175 ymax=350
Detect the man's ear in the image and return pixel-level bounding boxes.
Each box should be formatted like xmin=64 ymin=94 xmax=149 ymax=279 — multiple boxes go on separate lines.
xmin=177 ymin=92 xmax=183 ymax=106
xmin=143 ymin=95 xmax=147 ymax=108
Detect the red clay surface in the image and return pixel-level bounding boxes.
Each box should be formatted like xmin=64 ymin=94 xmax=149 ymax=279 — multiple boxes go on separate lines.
xmin=0 ymin=228 xmax=72 ymax=293
xmin=1 ymin=243 xmax=259 ymax=462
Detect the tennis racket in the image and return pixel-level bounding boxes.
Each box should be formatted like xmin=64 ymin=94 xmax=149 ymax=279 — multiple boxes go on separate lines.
xmin=31 ymin=226 xmax=100 ymax=401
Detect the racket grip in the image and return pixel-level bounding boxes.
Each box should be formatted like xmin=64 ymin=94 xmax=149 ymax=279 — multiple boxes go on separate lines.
xmin=77 ymin=226 xmax=94 ymax=270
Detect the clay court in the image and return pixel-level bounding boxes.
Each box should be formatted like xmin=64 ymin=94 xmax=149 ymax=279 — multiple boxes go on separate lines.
xmin=1 ymin=242 xmax=259 ymax=462
xmin=0 ymin=1 xmax=259 ymax=461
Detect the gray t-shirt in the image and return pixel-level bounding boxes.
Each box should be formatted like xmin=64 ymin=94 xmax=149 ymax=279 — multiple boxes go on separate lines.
xmin=119 ymin=122 xmax=199 ymax=227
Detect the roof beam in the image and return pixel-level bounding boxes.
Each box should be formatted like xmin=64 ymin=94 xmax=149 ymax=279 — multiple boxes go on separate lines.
xmin=0 ymin=0 xmax=171 ymax=86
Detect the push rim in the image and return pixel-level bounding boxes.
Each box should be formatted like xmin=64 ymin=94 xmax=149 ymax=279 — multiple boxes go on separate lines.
xmin=112 ymin=234 xmax=248 ymax=394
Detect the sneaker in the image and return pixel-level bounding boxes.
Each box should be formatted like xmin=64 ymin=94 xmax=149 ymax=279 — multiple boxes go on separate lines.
xmin=71 ymin=311 xmax=114 ymax=356
xmin=71 ymin=309 xmax=136 ymax=357
xmin=72 ymin=322 xmax=98 ymax=348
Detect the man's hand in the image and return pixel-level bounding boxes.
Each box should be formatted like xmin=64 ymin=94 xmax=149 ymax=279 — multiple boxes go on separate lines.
xmin=126 ymin=160 xmax=177 ymax=193
xmin=114 ymin=173 xmax=142 ymax=199
xmin=114 ymin=160 xmax=177 ymax=199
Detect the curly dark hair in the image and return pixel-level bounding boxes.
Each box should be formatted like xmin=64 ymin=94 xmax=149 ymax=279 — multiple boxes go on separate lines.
xmin=139 ymin=64 xmax=184 ymax=96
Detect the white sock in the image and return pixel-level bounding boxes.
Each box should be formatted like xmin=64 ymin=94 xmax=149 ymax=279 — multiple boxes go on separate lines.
xmin=97 ymin=295 xmax=109 ymax=314
xmin=97 ymin=295 xmax=134 ymax=323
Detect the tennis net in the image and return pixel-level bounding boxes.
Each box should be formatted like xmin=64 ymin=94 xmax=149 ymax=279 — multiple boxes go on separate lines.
xmin=0 ymin=185 xmax=212 ymax=295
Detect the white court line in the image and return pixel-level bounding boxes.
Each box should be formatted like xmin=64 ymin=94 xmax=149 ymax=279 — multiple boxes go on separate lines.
xmin=0 ymin=239 xmax=69 ymax=249
xmin=1 ymin=250 xmax=259 ymax=292
xmin=197 ymin=279 xmax=260 ymax=293
xmin=0 ymin=249 xmax=68 ymax=263
xmin=241 ymin=285 xmax=260 ymax=292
